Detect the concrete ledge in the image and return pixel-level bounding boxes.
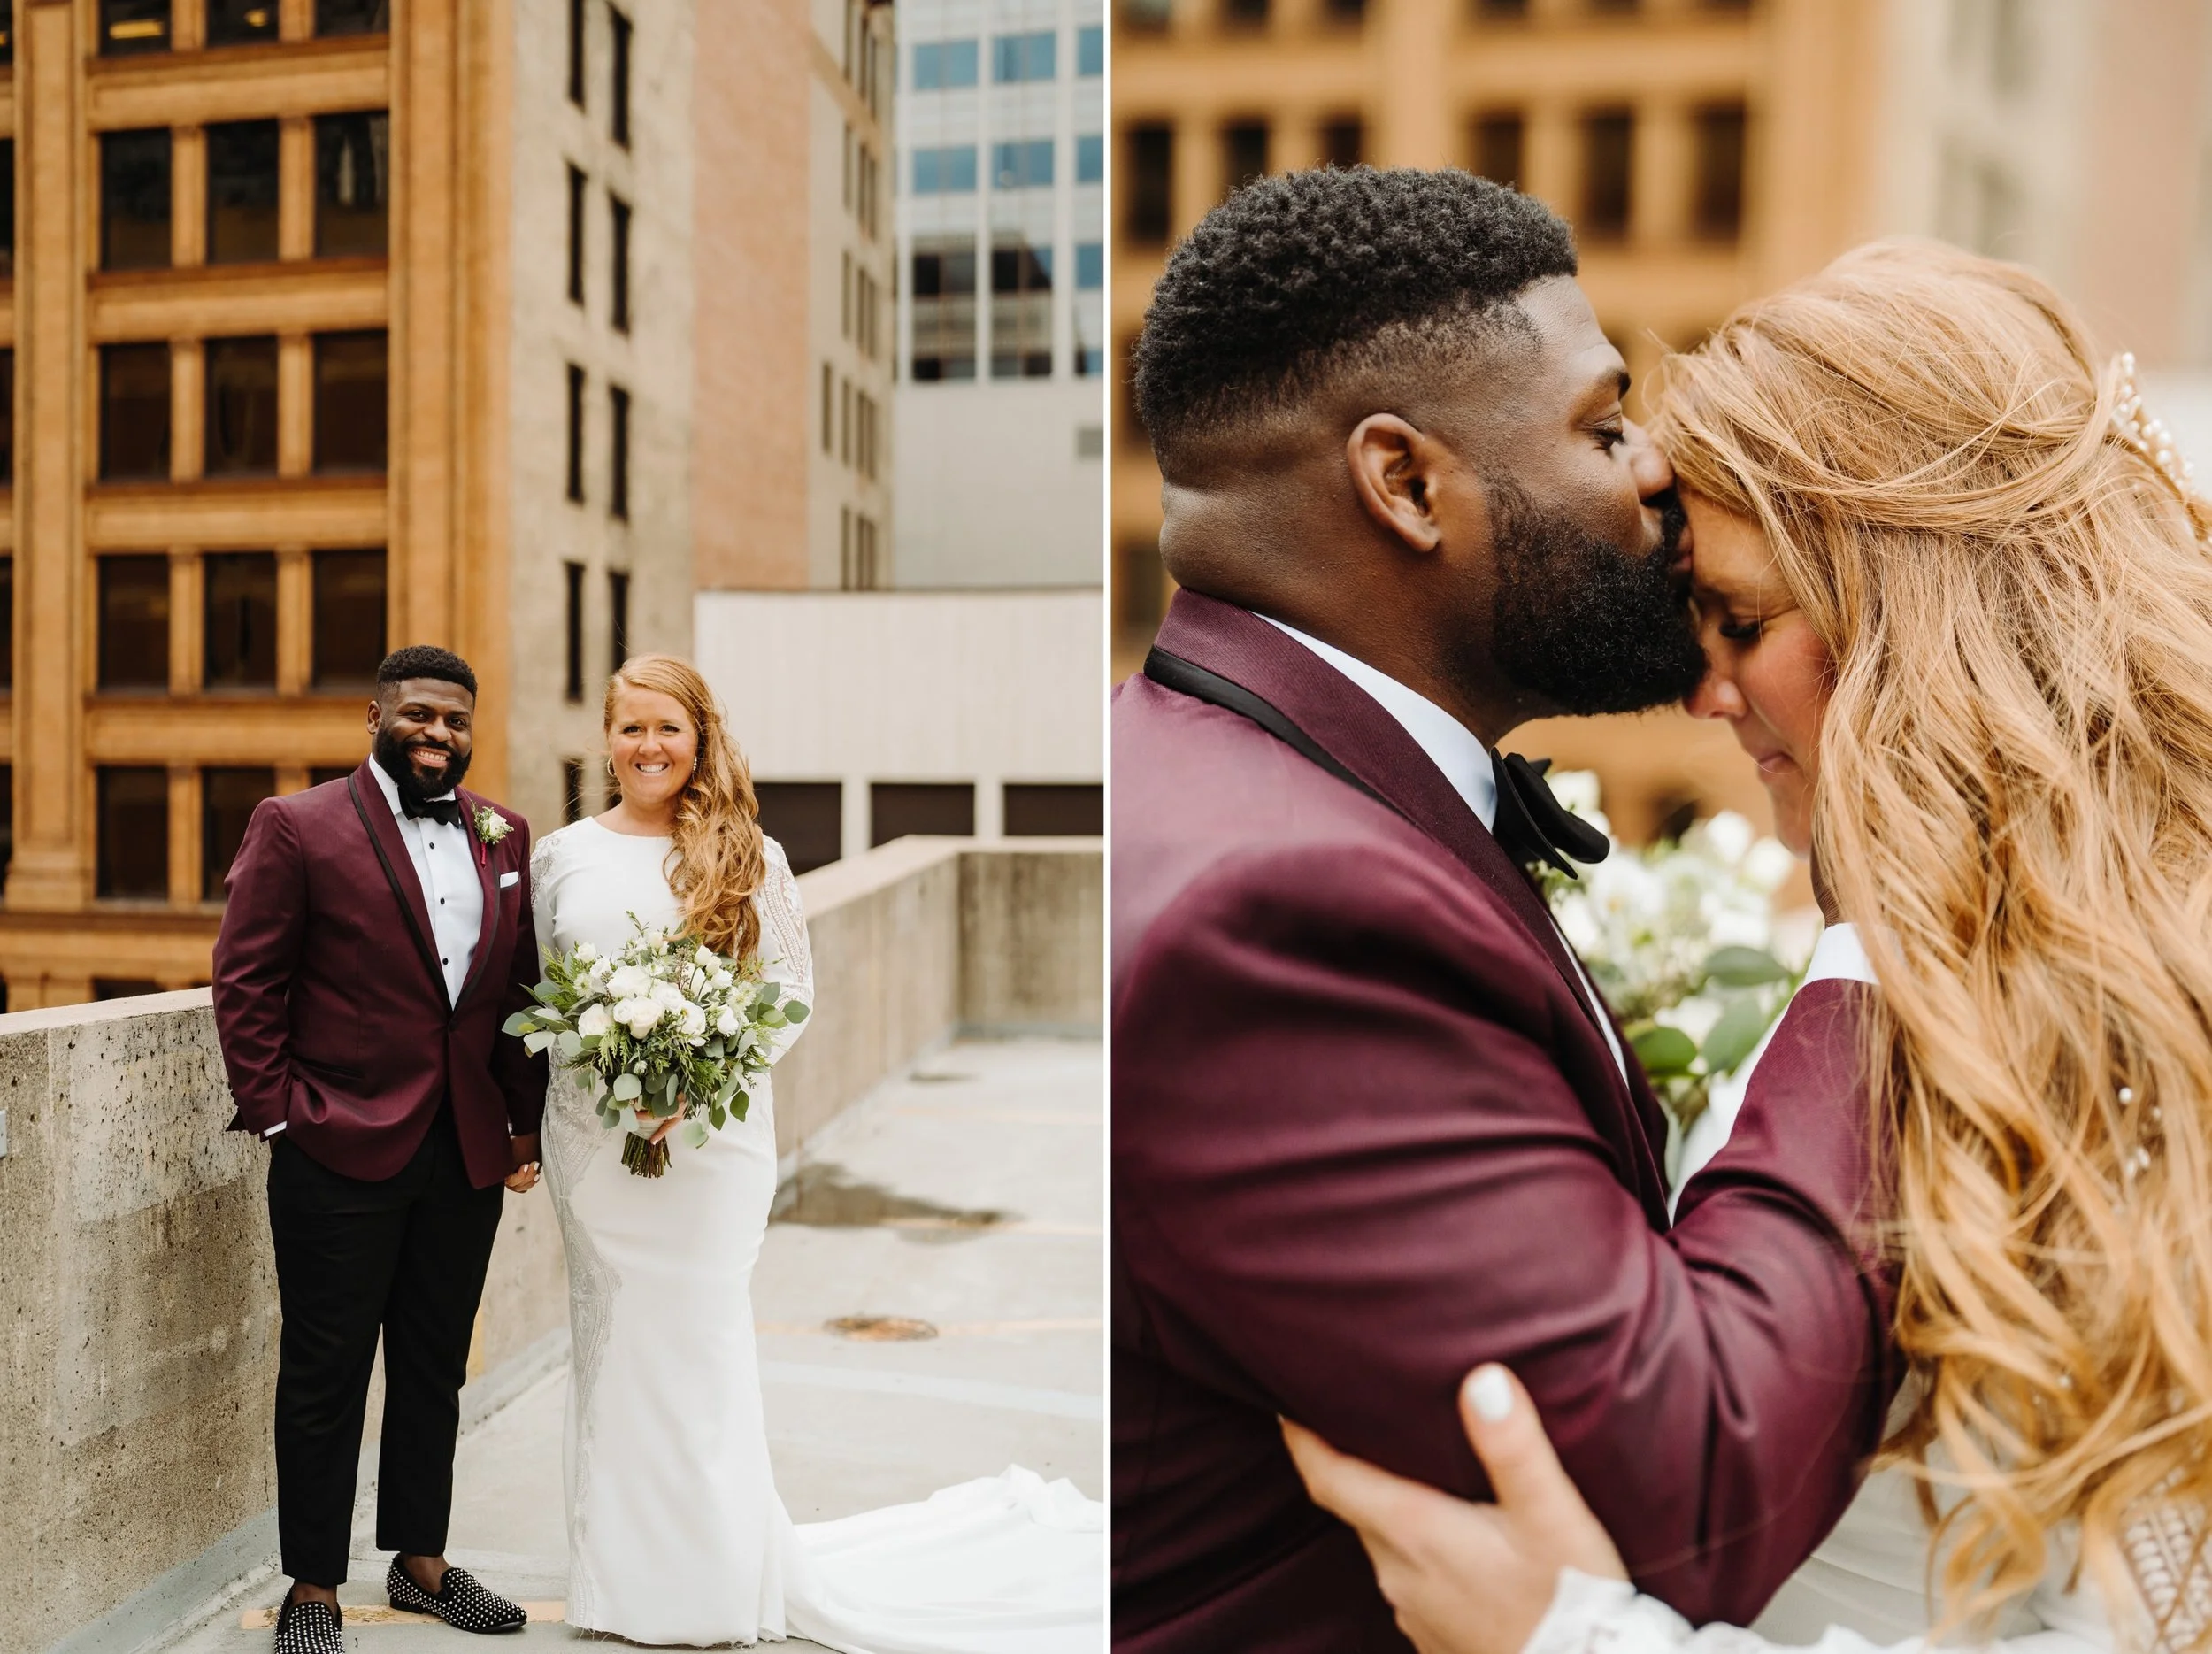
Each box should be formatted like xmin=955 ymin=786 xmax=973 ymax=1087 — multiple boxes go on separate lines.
xmin=5 ymin=839 xmax=1099 ymax=1654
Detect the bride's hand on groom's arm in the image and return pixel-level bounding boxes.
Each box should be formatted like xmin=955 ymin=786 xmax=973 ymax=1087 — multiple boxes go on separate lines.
xmin=1281 ymin=1365 xmax=1625 ymax=1654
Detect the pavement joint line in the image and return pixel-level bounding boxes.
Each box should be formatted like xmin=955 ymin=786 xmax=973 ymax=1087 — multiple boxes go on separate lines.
xmin=240 ymin=1604 xmax=568 ymax=1628
xmin=758 ymin=1359 xmax=1103 ymax=1420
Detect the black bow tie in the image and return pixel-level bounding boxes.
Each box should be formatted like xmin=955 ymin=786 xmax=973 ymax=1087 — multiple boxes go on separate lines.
xmin=403 ymin=796 xmax=464 ymax=830
xmin=1490 ymin=751 xmax=1609 ymax=879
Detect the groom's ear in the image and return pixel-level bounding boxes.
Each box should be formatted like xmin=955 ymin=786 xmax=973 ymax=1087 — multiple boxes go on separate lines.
xmin=1346 ymin=414 xmax=1451 ymax=556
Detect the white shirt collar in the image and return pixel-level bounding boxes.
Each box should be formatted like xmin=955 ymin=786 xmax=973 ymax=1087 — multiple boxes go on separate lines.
xmin=366 ymin=754 xmax=457 ymax=822
xmin=1259 ymin=614 xmax=1498 ymax=831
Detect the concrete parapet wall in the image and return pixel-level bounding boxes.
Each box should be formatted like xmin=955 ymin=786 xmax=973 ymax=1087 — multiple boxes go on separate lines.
xmin=0 ymin=839 xmax=1099 ymax=1654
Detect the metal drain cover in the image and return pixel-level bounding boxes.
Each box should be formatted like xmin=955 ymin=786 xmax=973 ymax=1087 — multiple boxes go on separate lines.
xmin=826 ymin=1315 xmax=940 ymax=1342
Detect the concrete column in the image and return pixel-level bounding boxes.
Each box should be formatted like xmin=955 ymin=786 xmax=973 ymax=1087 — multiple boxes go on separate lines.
xmin=169 ymin=550 xmax=202 ymax=696
xmin=279 ymin=117 xmax=314 ymax=261
xmin=173 ymin=126 xmax=206 ymax=267
xmin=9 ymin=0 xmax=92 ymax=912
xmin=1522 ymin=102 xmax=1578 ymax=225
xmin=974 ymin=775 xmax=1004 ymax=840
xmin=280 ymin=0 xmax=313 ymax=43
xmin=1637 ymin=100 xmax=1693 ymax=249
xmin=841 ymin=771 xmax=871 ymax=862
xmin=168 ymin=765 xmax=198 ymax=905
xmin=172 ymin=337 xmax=204 ymax=481
xmin=275 ymin=548 xmax=311 ymax=695
xmin=277 ymin=333 xmax=311 ymax=475
xmin=1170 ymin=115 xmax=1212 ymax=240
xmin=1371 ymin=0 xmax=1451 ymax=167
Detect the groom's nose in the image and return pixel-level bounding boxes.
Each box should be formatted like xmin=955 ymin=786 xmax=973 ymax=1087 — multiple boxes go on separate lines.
xmin=1624 ymin=418 xmax=1675 ymax=504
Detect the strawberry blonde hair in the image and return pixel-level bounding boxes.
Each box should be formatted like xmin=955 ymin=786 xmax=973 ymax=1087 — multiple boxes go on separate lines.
xmin=604 ymin=653 xmax=767 ymax=963
xmin=1654 ymin=239 xmax=2212 ymax=1642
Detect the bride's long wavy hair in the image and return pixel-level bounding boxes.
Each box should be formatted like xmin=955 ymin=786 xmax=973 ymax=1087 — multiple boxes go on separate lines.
xmin=604 ymin=654 xmax=767 ymax=963
xmin=1651 ymin=239 xmax=2212 ymax=1641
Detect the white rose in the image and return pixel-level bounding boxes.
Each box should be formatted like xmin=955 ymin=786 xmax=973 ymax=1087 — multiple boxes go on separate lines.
xmin=715 ymin=1006 xmax=740 ymax=1038
xmin=695 ymin=945 xmax=717 ymax=967
xmin=650 ymin=981 xmax=687 ymax=1011
xmin=573 ymin=942 xmax=600 ymax=965
xmin=607 ymin=964 xmax=651 ymax=1000
xmin=577 ymin=1002 xmax=612 ymax=1040
xmin=617 ymin=996 xmax=664 ymax=1038
xmin=711 ymin=968 xmax=733 ymax=990
xmin=1547 ymin=769 xmax=1603 ymax=817
xmin=679 ymin=1003 xmax=708 ymax=1038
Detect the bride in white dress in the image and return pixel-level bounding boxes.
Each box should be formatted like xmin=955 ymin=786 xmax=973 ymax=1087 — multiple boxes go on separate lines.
xmin=526 ymin=653 xmax=1101 ymax=1650
xmin=1279 ymin=243 xmax=2212 ymax=1654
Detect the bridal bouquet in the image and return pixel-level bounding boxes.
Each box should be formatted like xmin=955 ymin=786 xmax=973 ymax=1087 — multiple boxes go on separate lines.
xmin=1532 ymin=773 xmax=1809 ymax=1145
xmin=503 ymin=915 xmax=810 ymax=1178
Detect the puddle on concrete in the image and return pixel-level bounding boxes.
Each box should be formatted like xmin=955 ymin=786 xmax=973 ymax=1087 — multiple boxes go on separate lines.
xmin=773 ymin=1161 xmax=1016 ymax=1244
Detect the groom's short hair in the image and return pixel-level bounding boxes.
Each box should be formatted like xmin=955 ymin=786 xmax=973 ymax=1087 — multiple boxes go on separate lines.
xmin=377 ymin=645 xmax=478 ymax=700
xmin=1133 ymin=167 xmax=1578 ymax=473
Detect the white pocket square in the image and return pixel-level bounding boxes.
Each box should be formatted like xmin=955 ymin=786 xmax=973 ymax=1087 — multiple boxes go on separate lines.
xmin=499 ymin=871 xmax=520 ymax=889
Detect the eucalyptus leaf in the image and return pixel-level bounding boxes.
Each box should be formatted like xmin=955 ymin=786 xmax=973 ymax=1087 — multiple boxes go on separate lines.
xmin=612 ymin=1073 xmax=642 ymax=1102
xmin=710 ymin=1104 xmax=727 ymax=1130
xmin=1702 ymin=996 xmax=1778 ymax=1077
xmin=1631 ymin=1024 xmax=1700 ymax=1076
xmin=523 ymin=1030 xmax=556 ymax=1055
xmin=1704 ymin=946 xmax=1789 ymax=988
xmin=786 ymin=1002 xmax=810 ymax=1024
xmin=684 ymin=1119 xmax=710 ymax=1150
xmin=501 ymin=1012 xmax=534 ymax=1037
xmin=557 ymin=1030 xmax=584 ymax=1060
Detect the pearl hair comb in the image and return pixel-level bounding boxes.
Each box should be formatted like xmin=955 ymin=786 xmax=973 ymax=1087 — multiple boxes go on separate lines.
xmin=2108 ymin=350 xmax=2199 ymax=503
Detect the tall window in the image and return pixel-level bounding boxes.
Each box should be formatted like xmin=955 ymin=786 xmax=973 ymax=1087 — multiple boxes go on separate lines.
xmin=566 ymin=164 xmax=588 ymax=304
xmin=314 ymin=112 xmax=389 ymax=258
xmin=99 ymin=0 xmax=170 ymax=55
xmin=202 ymin=769 xmax=276 ymax=899
xmin=608 ymin=570 xmax=630 ymax=669
xmin=1128 ymin=126 xmax=1173 ymax=242
xmin=820 ymin=361 xmax=833 ymax=451
xmin=870 ymin=783 xmax=973 ymax=846
xmin=563 ymin=561 xmax=585 ymax=701
xmin=97 ymin=557 xmax=171 ymax=689
xmin=1221 ymin=0 xmax=1268 ymax=26
xmin=1473 ymin=112 xmax=1525 ymax=190
xmin=0 ymin=350 xmax=13 ymax=488
xmin=990 ymin=239 xmax=1051 ymax=380
xmin=204 ymin=336 xmax=280 ymax=474
xmin=611 ymin=195 xmax=632 ymax=332
xmin=913 ymin=40 xmax=979 ymax=88
xmin=567 ymin=0 xmax=587 ymax=106
xmin=1078 ymin=24 xmax=1104 ymax=74
xmin=1221 ymin=121 xmax=1269 ymax=196
xmin=992 ymin=30 xmax=1055 ymax=81
xmin=208 ymin=0 xmax=278 ymax=44
xmin=0 ymin=559 xmax=12 ymax=696
xmin=1321 ymin=118 xmax=1363 ymax=168
xmin=311 ymin=549 xmax=386 ymax=688
xmin=610 ymin=8 xmax=634 ymax=148
xmin=609 ymin=385 xmax=631 ymax=520
xmin=101 ymin=129 xmax=173 ymax=271
xmin=311 ymin=330 xmax=388 ymax=473
xmin=565 ymin=364 xmax=586 ymax=502
xmin=992 ymin=140 xmax=1053 ymax=191
xmin=206 ymin=120 xmax=280 ymax=264
xmin=1692 ymin=103 xmax=1747 ymax=241
xmin=203 ymin=552 xmax=278 ymax=689
xmin=0 ymin=140 xmax=13 ymax=278
xmin=315 ymin=0 xmax=389 ymax=33
xmin=912 ymin=146 xmax=979 ymax=196
xmin=100 ymin=344 xmax=172 ymax=481
xmin=96 ymin=769 xmax=169 ymax=900
xmin=1075 ymin=242 xmax=1104 ymax=376
xmin=1580 ymin=109 xmax=1634 ymax=241
xmin=1076 ymin=135 xmax=1104 ymax=184
xmin=752 ymin=782 xmax=841 ymax=873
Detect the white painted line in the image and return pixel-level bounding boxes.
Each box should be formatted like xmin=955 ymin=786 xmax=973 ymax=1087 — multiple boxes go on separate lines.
xmin=759 ymin=1360 xmax=1103 ymax=1420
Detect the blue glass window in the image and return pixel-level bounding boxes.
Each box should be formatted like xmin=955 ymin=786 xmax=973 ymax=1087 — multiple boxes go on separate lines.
xmin=1075 ymin=241 xmax=1103 ymax=289
xmin=1077 ymin=24 xmax=1103 ymax=74
xmin=992 ymin=139 xmax=1054 ymax=189
xmin=912 ymin=39 xmax=979 ymax=88
xmin=992 ymin=30 xmax=1055 ymax=82
xmin=1076 ymin=135 xmax=1104 ymax=184
xmin=913 ymin=145 xmax=979 ymax=194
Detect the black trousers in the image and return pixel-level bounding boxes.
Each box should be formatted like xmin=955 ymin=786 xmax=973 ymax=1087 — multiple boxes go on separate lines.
xmin=266 ymin=1107 xmax=504 ymax=1586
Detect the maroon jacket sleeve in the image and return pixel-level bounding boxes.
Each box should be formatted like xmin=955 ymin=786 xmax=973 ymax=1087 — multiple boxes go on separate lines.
xmin=1114 ymin=839 xmax=1895 ymax=1627
xmin=492 ymin=824 xmax=549 ymax=1136
xmin=211 ymin=796 xmax=309 ymax=1136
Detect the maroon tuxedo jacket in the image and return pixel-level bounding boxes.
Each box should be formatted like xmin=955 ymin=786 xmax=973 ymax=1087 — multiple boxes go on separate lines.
xmin=1113 ymin=591 xmax=1898 ymax=1651
xmin=211 ymin=758 xmax=549 ymax=1190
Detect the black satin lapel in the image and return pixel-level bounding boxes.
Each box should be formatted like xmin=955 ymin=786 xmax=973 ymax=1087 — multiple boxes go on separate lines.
xmin=349 ymin=772 xmax=453 ymax=1011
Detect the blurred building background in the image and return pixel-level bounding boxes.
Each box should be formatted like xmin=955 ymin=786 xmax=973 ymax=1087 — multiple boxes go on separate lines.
xmin=1112 ymin=0 xmax=2212 ymax=843
xmin=698 ymin=0 xmax=1107 ymax=874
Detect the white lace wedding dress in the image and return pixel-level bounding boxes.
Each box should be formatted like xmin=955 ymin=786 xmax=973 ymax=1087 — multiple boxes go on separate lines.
xmin=531 ymin=818 xmax=1103 ymax=1650
xmin=1529 ymin=925 xmax=2201 ymax=1654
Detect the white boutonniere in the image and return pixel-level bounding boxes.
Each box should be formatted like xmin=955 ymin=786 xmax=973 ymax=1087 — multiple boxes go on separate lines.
xmin=474 ymin=805 xmax=514 ymax=845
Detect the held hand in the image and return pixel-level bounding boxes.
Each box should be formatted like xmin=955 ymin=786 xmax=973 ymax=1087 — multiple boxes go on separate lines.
xmin=633 ymin=1107 xmax=681 ymax=1146
xmin=505 ymin=1132 xmax=541 ymax=1194
xmin=1280 ymin=1365 xmax=1626 ymax=1654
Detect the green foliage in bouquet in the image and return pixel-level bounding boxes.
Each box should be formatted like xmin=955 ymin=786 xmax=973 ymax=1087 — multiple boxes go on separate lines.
xmin=1529 ymin=773 xmax=1808 ymax=1151
xmin=502 ymin=913 xmax=811 ymax=1178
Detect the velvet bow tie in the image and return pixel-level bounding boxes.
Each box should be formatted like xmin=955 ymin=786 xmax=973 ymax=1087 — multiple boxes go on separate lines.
xmin=1489 ymin=750 xmax=1610 ymax=879
xmin=403 ymin=796 xmax=465 ymax=830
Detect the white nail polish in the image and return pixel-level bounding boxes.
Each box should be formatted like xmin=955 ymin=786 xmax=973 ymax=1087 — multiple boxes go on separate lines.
xmin=1470 ymin=1366 xmax=1514 ymax=1423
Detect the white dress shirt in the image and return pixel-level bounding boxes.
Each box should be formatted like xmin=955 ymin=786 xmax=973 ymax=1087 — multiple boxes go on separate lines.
xmin=368 ymin=756 xmax=485 ymax=1005
xmin=1261 ymin=614 xmax=1629 ymax=1081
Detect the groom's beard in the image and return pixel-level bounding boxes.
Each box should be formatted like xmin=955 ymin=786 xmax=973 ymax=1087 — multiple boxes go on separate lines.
xmin=1481 ymin=485 xmax=1705 ymax=716
xmin=373 ymin=725 xmax=472 ymax=807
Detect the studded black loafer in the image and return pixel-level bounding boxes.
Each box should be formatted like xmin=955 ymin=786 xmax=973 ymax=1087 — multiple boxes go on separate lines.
xmin=386 ymin=1559 xmax=528 ymax=1634
xmin=273 ymin=1594 xmax=343 ymax=1654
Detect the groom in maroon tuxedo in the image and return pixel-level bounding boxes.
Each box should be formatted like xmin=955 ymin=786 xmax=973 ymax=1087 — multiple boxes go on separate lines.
xmin=213 ymin=646 xmax=546 ymax=1649
xmin=1113 ymin=171 xmax=1897 ymax=1650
